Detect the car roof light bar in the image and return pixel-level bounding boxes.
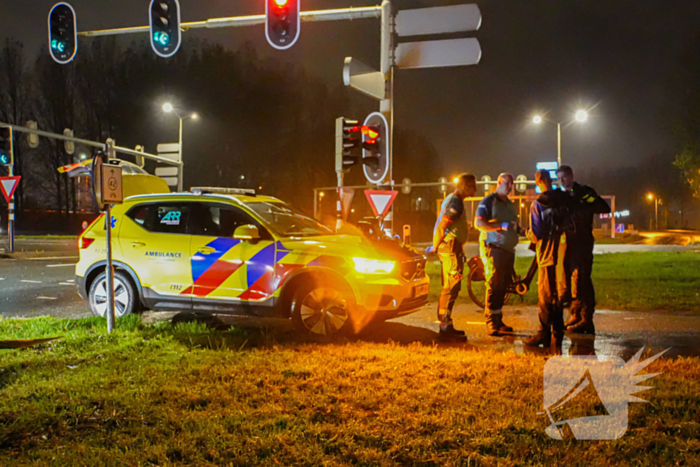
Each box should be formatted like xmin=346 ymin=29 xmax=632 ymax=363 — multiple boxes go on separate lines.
xmin=190 ymin=186 xmax=257 ymax=196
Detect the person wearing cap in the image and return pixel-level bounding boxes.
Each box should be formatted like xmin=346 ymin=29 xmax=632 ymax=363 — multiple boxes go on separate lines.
xmin=474 ymin=173 xmax=521 ymax=336
xmin=430 ymin=173 xmax=477 ymax=341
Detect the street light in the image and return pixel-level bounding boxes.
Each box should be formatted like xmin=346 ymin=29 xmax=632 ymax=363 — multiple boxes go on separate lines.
xmin=646 ymin=192 xmax=659 ymax=230
xmin=162 ymin=103 xmax=199 ymax=191
xmin=531 ymin=109 xmax=590 ymax=167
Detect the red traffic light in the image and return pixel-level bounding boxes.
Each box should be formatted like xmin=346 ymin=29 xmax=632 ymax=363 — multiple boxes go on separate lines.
xmin=361 ymin=125 xmax=380 ymax=140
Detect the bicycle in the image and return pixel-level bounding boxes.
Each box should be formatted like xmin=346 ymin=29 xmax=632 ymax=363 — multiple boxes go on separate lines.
xmin=466 ymin=253 xmax=538 ymax=309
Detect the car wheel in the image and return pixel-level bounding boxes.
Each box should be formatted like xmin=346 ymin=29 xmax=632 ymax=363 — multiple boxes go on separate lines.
xmin=88 ymin=271 xmax=137 ymax=318
xmin=291 ymin=281 xmax=352 ymax=336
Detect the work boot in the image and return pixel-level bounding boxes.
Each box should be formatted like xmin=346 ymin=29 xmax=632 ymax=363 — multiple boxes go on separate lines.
xmin=524 ymin=331 xmax=552 ymax=347
xmin=567 ymin=320 xmax=595 ymax=335
xmin=567 ymin=310 xmax=595 ymax=334
xmin=439 ymin=325 xmax=467 ymax=342
xmin=565 ymin=309 xmax=582 ymax=329
xmin=496 ymin=315 xmax=514 ymax=333
xmin=440 ymin=324 xmax=465 ymax=336
xmin=485 ymin=315 xmax=501 ymax=336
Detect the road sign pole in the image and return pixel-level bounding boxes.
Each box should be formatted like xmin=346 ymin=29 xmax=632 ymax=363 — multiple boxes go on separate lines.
xmin=104 ymin=139 xmax=116 ymax=333
xmin=8 ymin=126 xmax=14 ymax=253
xmin=178 ymin=117 xmax=184 ymax=192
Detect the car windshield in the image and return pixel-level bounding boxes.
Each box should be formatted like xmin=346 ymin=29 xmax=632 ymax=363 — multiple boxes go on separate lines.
xmin=246 ymin=202 xmax=333 ymax=237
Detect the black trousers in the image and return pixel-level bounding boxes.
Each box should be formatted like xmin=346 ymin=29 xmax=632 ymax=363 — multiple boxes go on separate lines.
xmin=537 ymin=248 xmax=566 ymax=334
xmin=482 ymin=244 xmax=515 ymax=315
xmin=566 ymin=240 xmax=596 ymax=316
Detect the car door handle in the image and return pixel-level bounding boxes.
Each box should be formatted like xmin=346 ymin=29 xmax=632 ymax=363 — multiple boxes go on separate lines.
xmin=197 ymin=247 xmax=216 ymax=255
xmin=132 ymin=242 xmax=146 ymax=248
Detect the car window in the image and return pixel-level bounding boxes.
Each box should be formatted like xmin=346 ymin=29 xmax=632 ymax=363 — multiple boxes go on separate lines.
xmin=190 ymin=203 xmax=271 ymax=239
xmin=247 ymin=201 xmax=333 ymax=237
xmin=126 ymin=202 xmax=191 ymax=235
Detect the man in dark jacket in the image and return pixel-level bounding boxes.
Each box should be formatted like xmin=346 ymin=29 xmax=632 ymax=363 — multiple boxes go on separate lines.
xmin=525 ymin=170 xmax=573 ymax=347
xmin=556 ymin=165 xmax=611 ymax=334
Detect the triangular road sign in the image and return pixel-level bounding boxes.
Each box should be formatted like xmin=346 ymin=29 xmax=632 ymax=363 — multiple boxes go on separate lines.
xmin=364 ymin=190 xmax=398 ymax=218
xmin=0 ymin=176 xmax=21 ymax=203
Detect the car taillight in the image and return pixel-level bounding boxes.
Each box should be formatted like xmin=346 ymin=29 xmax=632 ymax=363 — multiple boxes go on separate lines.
xmin=79 ymin=237 xmax=95 ymax=249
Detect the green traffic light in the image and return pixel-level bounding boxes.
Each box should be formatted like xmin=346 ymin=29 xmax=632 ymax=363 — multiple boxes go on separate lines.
xmin=0 ymin=154 xmax=9 ymax=165
xmin=51 ymin=39 xmax=66 ymax=53
xmin=153 ymin=31 xmax=170 ymax=47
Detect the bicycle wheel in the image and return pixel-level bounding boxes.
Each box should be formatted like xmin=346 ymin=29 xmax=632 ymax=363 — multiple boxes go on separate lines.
xmin=467 ymin=266 xmax=487 ymax=309
xmin=467 ymin=267 xmax=513 ymax=309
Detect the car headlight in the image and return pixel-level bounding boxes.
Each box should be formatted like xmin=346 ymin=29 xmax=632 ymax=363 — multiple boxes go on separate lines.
xmin=353 ymin=257 xmax=396 ymax=275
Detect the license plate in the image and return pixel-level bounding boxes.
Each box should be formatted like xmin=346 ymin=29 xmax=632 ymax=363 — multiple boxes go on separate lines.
xmin=413 ymin=283 xmax=429 ymax=297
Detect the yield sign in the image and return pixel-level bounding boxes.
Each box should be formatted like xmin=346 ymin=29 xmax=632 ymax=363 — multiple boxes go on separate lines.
xmin=364 ymin=190 xmax=398 ymax=218
xmin=0 ymin=176 xmax=21 ymax=203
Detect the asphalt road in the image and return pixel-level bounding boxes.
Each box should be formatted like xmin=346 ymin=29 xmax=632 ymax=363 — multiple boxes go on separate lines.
xmin=1 ymin=258 xmax=698 ymax=359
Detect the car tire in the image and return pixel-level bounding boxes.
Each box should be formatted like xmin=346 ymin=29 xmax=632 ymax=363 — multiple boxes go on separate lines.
xmin=88 ymin=271 xmax=138 ymax=318
xmin=291 ymin=279 xmax=354 ymax=337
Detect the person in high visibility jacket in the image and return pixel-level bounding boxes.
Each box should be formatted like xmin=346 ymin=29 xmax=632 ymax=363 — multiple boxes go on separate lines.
xmin=430 ymin=173 xmax=477 ymax=341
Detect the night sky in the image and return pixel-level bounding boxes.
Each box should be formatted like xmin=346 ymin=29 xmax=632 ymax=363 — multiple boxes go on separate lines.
xmin=3 ymin=0 xmax=700 ymax=181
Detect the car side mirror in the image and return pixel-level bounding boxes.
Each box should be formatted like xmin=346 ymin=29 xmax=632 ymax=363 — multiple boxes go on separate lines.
xmin=233 ymin=224 xmax=260 ymax=241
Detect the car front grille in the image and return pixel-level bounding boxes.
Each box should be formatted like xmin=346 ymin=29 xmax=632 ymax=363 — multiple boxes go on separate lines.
xmin=400 ymin=258 xmax=426 ymax=281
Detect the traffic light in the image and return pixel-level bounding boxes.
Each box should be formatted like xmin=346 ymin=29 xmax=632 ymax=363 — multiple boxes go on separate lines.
xmin=48 ymin=2 xmax=77 ymax=65
xmin=362 ymin=112 xmax=390 ymax=185
xmin=335 ymin=117 xmax=361 ymax=172
xmin=265 ymin=0 xmax=301 ymax=50
xmin=149 ymin=0 xmax=181 ymax=58
xmin=0 ymin=127 xmax=13 ymax=167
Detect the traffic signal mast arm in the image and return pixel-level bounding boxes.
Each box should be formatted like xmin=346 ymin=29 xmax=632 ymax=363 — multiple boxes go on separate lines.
xmin=77 ymin=6 xmax=382 ymax=38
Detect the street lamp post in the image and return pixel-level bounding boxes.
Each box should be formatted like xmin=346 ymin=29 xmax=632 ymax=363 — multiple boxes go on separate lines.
xmin=162 ymin=103 xmax=198 ymax=192
xmin=647 ymin=193 xmax=659 ymax=230
xmin=532 ymin=109 xmax=588 ymax=167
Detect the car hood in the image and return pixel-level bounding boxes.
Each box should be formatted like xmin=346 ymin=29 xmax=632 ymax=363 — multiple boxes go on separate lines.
xmin=277 ymin=234 xmax=418 ymax=261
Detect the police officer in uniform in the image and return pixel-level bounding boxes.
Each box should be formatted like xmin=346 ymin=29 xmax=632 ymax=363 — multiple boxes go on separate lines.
xmin=475 ymin=173 xmax=520 ymax=336
xmin=431 ymin=173 xmax=477 ymax=341
xmin=556 ymin=165 xmax=610 ymax=334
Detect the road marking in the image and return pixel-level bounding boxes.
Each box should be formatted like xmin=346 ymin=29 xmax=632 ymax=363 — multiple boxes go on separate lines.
xmin=0 ymin=278 xmax=4 ymax=280
xmin=21 ymin=280 xmax=42 ymax=284
xmin=46 ymin=263 xmax=76 ymax=268
xmin=59 ymin=282 xmax=74 ymax=286
xmin=37 ymin=296 xmax=57 ymax=300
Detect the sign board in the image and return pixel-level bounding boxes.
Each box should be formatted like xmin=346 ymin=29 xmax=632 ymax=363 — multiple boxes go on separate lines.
xmin=155 ymin=167 xmax=179 ymax=177
xmin=536 ymin=161 xmax=559 ymax=193
xmin=101 ymin=164 xmax=123 ymax=204
xmin=0 ymin=176 xmax=21 ymax=203
xmin=395 ymin=38 xmax=481 ymax=70
xmin=615 ymin=224 xmax=625 ymax=234
xmin=157 ymin=142 xmax=181 ymax=163
xmin=396 ymin=4 xmax=482 ymax=37
xmin=515 ymin=174 xmax=528 ymax=193
xmin=93 ymin=155 xmax=104 ymax=208
xmin=343 ymin=57 xmax=386 ymax=101
xmin=365 ymin=190 xmax=398 ymax=218
xmin=362 ymin=112 xmax=390 ymax=185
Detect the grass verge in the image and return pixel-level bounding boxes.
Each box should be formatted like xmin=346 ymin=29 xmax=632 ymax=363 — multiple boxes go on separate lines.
xmin=1 ymin=316 xmax=698 ymax=466
xmin=427 ymin=251 xmax=700 ymax=312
